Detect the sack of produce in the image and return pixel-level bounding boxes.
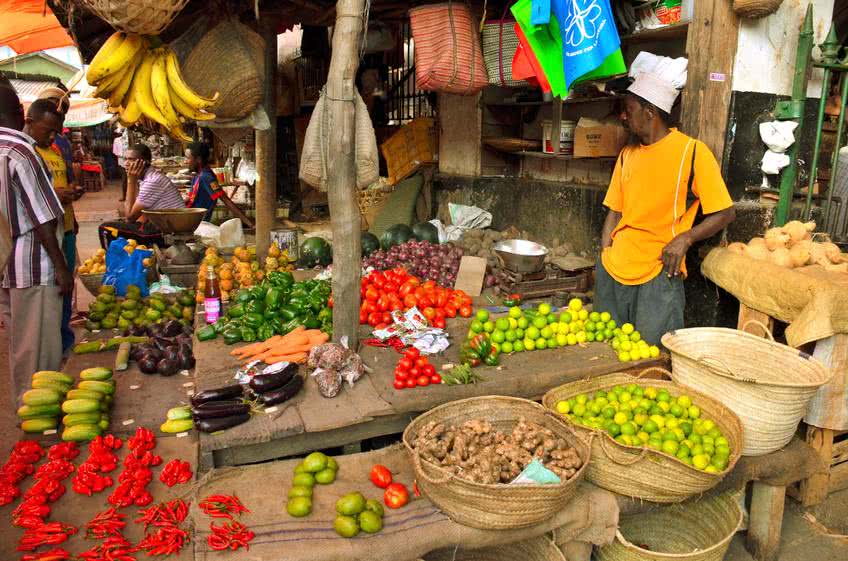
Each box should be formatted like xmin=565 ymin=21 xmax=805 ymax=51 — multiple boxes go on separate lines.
xmin=662 ymin=326 xmax=832 ymax=456
xmin=182 ymin=19 xmax=264 ymax=120
xmin=403 ymin=396 xmax=589 ymax=530
xmin=543 ymin=370 xmax=744 ymax=503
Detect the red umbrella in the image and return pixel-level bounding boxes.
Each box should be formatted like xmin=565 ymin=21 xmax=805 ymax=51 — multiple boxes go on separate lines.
xmin=0 ymin=0 xmax=74 ymax=55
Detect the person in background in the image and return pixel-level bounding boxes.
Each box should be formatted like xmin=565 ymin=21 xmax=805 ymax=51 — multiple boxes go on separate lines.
xmin=113 ymin=125 xmax=128 ymax=201
xmin=185 ymin=142 xmax=254 ymax=227
xmin=0 ymin=93 xmax=73 ymax=402
xmin=596 ymin=72 xmax=736 ymax=347
xmin=98 ymin=143 xmax=183 ymax=248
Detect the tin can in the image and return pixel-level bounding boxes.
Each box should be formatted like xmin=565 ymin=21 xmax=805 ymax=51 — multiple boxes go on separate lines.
xmin=270 ymin=228 xmax=300 ymax=261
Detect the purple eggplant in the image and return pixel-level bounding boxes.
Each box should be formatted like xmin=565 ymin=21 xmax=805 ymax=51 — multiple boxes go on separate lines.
xmin=190 ymin=384 xmax=243 ymax=407
xmin=249 ymin=363 xmax=298 ymax=394
xmin=258 ymin=375 xmax=304 ymax=406
xmin=195 ymin=413 xmax=251 ymax=433
xmin=191 ymin=400 xmax=250 ymax=420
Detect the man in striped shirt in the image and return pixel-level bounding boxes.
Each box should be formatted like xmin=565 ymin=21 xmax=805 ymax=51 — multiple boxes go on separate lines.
xmin=98 ymin=143 xmax=185 ymax=248
xmin=0 ymin=84 xmax=73 ymax=401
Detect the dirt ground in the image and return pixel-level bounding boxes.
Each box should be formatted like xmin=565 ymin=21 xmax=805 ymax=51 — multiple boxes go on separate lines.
xmin=0 ymin=180 xmax=846 ymax=560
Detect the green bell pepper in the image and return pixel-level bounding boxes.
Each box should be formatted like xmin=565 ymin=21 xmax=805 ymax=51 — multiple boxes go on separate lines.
xmin=269 ymin=317 xmax=284 ymax=335
xmin=280 ymin=318 xmax=302 ymax=335
xmin=212 ymin=318 xmax=229 ymax=334
xmin=249 ymin=286 xmax=266 ymax=301
xmin=267 ymin=271 xmax=294 ymax=289
xmin=302 ymin=312 xmax=320 ymax=330
xmin=234 ymin=290 xmax=253 ymax=304
xmin=196 ymin=325 xmax=216 ymax=342
xmin=264 ymin=287 xmax=283 ymax=310
xmin=263 ymin=308 xmax=279 ymax=320
xmin=226 ymin=303 xmax=245 ymax=318
xmin=279 ymin=304 xmax=299 ymax=321
xmin=222 ymin=327 xmax=242 ymax=345
xmin=257 ymin=324 xmax=275 ymax=342
xmin=288 ymin=297 xmax=307 ymax=314
xmin=245 ymin=299 xmax=265 ymax=315
xmin=242 ymin=312 xmax=264 ymax=329
xmin=240 ymin=326 xmax=257 ymax=343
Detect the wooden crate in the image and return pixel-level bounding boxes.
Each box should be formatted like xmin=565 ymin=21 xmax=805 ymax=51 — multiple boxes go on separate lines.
xmin=797 ymin=426 xmax=848 ymax=506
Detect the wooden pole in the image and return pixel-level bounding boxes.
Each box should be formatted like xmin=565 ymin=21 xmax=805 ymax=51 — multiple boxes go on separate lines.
xmin=255 ymin=19 xmax=278 ymax=262
xmin=326 ymin=0 xmax=365 ymax=347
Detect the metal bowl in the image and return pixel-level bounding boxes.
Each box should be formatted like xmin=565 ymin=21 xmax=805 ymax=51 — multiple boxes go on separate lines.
xmin=493 ymin=239 xmax=549 ymax=273
xmin=142 ymin=208 xmax=206 ymax=234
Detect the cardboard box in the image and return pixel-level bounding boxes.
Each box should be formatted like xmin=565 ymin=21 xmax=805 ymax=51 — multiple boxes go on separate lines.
xmin=573 ymin=117 xmax=629 ymax=158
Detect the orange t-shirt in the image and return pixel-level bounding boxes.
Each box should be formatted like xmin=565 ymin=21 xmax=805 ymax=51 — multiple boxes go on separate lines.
xmin=601 ymin=129 xmax=733 ymax=286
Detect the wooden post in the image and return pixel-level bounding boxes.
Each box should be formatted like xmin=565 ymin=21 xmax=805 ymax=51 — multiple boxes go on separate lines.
xmin=746 ymin=482 xmax=786 ymax=561
xmin=255 ymin=19 xmax=278 ymax=262
xmin=326 ymin=0 xmax=365 ymax=347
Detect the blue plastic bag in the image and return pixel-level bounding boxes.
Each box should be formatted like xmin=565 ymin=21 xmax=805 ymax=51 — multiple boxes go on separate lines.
xmin=102 ymin=238 xmax=153 ymax=297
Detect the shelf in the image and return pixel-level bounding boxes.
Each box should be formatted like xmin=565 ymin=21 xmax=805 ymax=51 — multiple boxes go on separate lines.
xmin=487 ymin=94 xmax=623 ymax=107
xmin=621 ymin=21 xmax=689 ymax=43
xmin=517 ymin=151 xmax=618 ymax=161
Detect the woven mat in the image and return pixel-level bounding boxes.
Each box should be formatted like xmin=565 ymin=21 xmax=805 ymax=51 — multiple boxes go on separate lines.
xmin=190 ymin=444 xmax=619 ymax=561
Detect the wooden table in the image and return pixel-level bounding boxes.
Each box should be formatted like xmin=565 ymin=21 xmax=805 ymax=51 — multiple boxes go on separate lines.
xmin=193 ymin=320 xmax=666 ymax=471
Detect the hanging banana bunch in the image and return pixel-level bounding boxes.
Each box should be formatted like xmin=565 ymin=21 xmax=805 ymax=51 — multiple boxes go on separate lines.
xmin=87 ymin=32 xmax=219 ymax=141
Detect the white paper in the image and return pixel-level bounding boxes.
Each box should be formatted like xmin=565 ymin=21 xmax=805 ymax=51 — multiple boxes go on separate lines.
xmin=759 ymin=121 xmax=798 ymax=153
xmin=122 ymin=419 xmax=135 ymax=426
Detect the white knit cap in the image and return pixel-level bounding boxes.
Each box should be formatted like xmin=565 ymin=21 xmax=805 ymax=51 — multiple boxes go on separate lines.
xmin=627 ymin=72 xmax=679 ymax=113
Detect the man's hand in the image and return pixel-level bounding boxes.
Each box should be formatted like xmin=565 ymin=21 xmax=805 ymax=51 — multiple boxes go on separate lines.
xmin=126 ymin=159 xmax=144 ymax=179
xmin=56 ymin=189 xmax=75 ymax=205
xmin=661 ymin=231 xmax=693 ymax=277
xmin=55 ymin=265 xmax=74 ymax=296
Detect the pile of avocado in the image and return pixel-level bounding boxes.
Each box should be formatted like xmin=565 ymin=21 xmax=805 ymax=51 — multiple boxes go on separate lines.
xmin=86 ymin=284 xmax=195 ymax=332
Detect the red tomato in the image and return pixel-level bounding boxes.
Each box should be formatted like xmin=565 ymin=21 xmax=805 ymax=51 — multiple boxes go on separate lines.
xmin=367 ymin=312 xmax=382 ymax=327
xmin=434 ymin=308 xmax=445 ymax=320
xmin=404 ymin=377 xmax=417 ymax=389
xmin=409 ymin=367 xmax=419 ymax=378
xmin=403 ymin=294 xmax=418 ymax=309
xmin=432 ymin=317 xmax=446 ymax=329
xmin=435 ymin=291 xmax=448 ymax=308
xmin=383 ymin=281 xmax=398 ymax=294
xmin=422 ymin=280 xmax=436 ymax=291
xmin=398 ymin=281 xmax=415 ymax=298
xmin=443 ymin=305 xmax=457 ymax=318
xmin=378 ymin=295 xmax=390 ymax=312
xmin=421 ymin=364 xmax=436 ymax=377
xmin=415 ymin=357 xmax=428 ymax=369
xmin=398 ymin=358 xmax=413 ymax=371
xmin=403 ymin=347 xmax=420 ymax=360
xmin=390 ymin=301 xmax=403 ymax=312
xmin=461 ymin=296 xmax=473 ymax=307
xmin=327 ymin=296 xmax=333 ymax=308
xmin=359 ymin=310 xmax=368 ymax=324
xmin=416 ymin=375 xmax=430 ymax=387
xmin=458 ymin=305 xmax=473 ymax=318
xmin=384 ymin=483 xmax=410 ymax=509
xmin=369 ymin=465 xmax=393 ymax=489
xmin=394 ymin=366 xmax=408 ymax=379
xmin=417 ymin=296 xmax=433 ymax=309
xmin=422 ymin=307 xmax=436 ymax=321
xmin=365 ymin=301 xmax=379 ymax=315
xmin=414 ymin=286 xmax=426 ymax=298
xmin=375 ymin=323 xmax=388 ymax=330
xmin=365 ymin=288 xmax=379 ymax=302
xmin=430 ymin=374 xmax=442 ymax=385
xmin=371 ymin=272 xmax=386 ymax=288
xmin=381 ymin=312 xmax=392 ymax=324
xmin=393 ymin=380 xmax=405 ymax=390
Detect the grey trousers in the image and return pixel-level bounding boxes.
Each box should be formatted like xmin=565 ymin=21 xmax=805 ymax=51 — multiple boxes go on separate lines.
xmin=0 ymin=285 xmax=63 ymax=404
xmin=594 ymin=259 xmax=685 ymax=347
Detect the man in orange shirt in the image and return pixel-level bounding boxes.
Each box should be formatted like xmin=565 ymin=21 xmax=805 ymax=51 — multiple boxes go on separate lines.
xmin=597 ymin=72 xmax=736 ymax=347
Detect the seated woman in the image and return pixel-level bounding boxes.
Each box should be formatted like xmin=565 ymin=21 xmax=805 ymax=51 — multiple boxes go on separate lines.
xmin=98 ymin=143 xmax=184 ymax=249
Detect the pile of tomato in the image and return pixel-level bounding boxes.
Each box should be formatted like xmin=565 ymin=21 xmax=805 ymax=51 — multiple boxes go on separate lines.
xmin=360 ymin=268 xmax=473 ymax=330
xmin=393 ymin=347 xmax=441 ymax=390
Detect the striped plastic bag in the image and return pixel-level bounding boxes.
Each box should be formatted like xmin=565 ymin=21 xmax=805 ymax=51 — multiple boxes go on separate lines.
xmin=409 ymin=2 xmax=488 ymax=95
xmin=482 ymin=8 xmax=524 ymax=87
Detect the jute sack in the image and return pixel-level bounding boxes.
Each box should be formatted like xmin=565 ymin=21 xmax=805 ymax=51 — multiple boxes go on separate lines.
xmin=300 ymin=90 xmax=379 ymax=191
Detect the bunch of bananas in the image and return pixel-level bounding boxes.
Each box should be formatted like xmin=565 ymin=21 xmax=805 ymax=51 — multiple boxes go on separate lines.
xmin=86 ymin=32 xmax=219 ymax=141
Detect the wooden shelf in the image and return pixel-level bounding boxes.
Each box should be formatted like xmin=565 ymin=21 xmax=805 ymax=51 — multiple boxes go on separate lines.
xmin=621 ymin=21 xmax=689 ymax=43
xmin=517 ymin=151 xmax=618 ymax=161
xmin=487 ymin=94 xmax=623 ymax=108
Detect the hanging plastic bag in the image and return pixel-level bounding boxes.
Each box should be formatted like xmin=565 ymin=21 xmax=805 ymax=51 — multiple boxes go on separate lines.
xmin=102 ymin=238 xmax=153 ymax=297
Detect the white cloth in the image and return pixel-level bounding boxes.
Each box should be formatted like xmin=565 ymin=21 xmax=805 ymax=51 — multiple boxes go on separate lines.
xmin=761 ymin=151 xmax=790 ymax=175
xmin=629 ymin=52 xmax=688 ymax=89
xmin=759 ymin=121 xmax=798 ymax=153
xmin=805 ymin=334 xmax=848 ymax=430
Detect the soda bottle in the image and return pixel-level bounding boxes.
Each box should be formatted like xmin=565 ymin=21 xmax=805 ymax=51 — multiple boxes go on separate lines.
xmin=204 ymin=266 xmax=221 ymax=324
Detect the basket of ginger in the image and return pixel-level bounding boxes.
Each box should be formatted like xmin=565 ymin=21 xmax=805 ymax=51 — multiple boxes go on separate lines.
xmin=403 ymin=396 xmax=590 ymax=530
xmin=727 ymin=220 xmax=848 ymax=272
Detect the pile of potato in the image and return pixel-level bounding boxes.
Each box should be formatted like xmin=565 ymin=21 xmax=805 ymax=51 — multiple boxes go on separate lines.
xmin=728 ymin=220 xmax=847 ymax=272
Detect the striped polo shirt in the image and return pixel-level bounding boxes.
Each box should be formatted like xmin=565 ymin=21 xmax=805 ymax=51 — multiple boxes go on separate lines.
xmin=136 ymin=165 xmax=185 ymax=210
xmin=0 ymin=127 xmax=64 ymax=288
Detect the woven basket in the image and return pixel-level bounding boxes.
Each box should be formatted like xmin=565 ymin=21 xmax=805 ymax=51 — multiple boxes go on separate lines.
xmin=662 ymin=324 xmax=832 ymax=456
xmin=402 ymin=396 xmax=590 ymax=530
xmin=482 ymin=12 xmax=524 ymax=87
xmin=733 ymin=0 xmax=784 ymax=19
xmin=182 ymin=20 xmax=264 ymax=120
xmin=81 ymin=0 xmax=189 ymax=35
xmin=425 ymin=535 xmax=565 ymax=561
xmin=80 ymin=273 xmax=104 ymax=297
xmin=596 ymin=492 xmax=743 ymax=561
xmin=542 ymin=369 xmax=744 ymax=503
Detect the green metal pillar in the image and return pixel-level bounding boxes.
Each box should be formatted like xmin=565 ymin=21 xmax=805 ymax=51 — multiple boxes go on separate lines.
xmin=775 ymin=4 xmax=814 ymax=226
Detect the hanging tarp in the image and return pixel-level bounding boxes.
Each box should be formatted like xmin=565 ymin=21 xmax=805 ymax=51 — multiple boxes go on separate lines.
xmin=0 ymin=0 xmax=74 ymax=55
xmin=64 ymin=99 xmax=113 ymax=128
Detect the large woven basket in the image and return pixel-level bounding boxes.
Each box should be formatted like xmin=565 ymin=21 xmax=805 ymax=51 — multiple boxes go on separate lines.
xmin=81 ymin=0 xmax=189 ymax=35
xmin=79 ymin=273 xmax=104 ymax=297
xmin=733 ymin=0 xmax=784 ymax=19
xmin=662 ymin=325 xmax=832 ymax=456
xmin=596 ymin=492 xmax=743 ymax=561
xmin=402 ymin=396 xmax=590 ymax=530
xmin=542 ymin=370 xmax=743 ymax=503
xmin=425 ymin=535 xmax=565 ymax=561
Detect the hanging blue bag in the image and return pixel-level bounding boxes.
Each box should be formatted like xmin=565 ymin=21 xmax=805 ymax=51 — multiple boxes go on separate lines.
xmin=102 ymin=238 xmax=153 ymax=297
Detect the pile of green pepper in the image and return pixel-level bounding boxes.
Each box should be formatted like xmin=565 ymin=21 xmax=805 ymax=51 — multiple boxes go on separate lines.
xmin=460 ymin=334 xmax=500 ymax=367
xmin=196 ymin=272 xmax=333 ymax=344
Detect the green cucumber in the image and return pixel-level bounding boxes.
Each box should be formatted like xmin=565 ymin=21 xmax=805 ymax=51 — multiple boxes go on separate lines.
xmin=31 ymin=378 xmax=70 ymax=394
xmin=32 ymin=370 xmax=74 ymax=385
xmin=78 ymin=380 xmax=115 ymax=395
xmin=22 ymin=388 xmax=61 ymax=406
xmin=166 ymin=406 xmax=192 ymax=421
xmin=80 ymin=367 xmax=113 ymax=381
xmin=160 ymin=419 xmax=194 ymax=433
xmin=18 ymin=404 xmax=61 ymax=419
xmin=62 ymin=424 xmax=101 ymax=442
xmin=61 ymin=399 xmax=100 ymax=414
xmin=63 ymin=412 xmax=102 ymax=426
xmin=66 ymin=389 xmax=104 ymax=401
xmin=22 ymin=417 xmax=58 ymax=433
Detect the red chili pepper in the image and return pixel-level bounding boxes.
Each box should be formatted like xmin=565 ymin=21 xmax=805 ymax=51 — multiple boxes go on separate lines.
xmin=199 ymin=493 xmax=250 ymax=520
xmin=20 ymin=547 xmax=71 ymax=561
xmin=208 ymin=520 xmax=255 ymax=551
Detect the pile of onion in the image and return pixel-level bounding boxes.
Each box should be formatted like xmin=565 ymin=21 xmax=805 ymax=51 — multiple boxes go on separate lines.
xmin=727 ymin=220 xmax=848 ymax=271
xmin=364 ymin=240 xmax=464 ymax=286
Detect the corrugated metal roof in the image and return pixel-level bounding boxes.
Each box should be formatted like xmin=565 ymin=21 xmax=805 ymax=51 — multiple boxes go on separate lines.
xmin=9 ymin=77 xmax=62 ymax=102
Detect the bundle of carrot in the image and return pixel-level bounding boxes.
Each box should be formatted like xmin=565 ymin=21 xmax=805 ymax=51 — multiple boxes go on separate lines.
xmin=230 ymin=326 xmax=329 ymax=365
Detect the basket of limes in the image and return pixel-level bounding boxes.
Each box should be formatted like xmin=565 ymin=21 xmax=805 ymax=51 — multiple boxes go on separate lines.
xmin=595 ymin=491 xmax=743 ymax=561
xmin=542 ymin=369 xmax=743 ymax=503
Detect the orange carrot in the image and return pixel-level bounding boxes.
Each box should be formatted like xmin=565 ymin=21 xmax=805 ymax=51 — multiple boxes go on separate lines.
xmin=307 ymin=331 xmax=330 ymax=345
xmin=231 ymin=335 xmax=282 ymax=357
xmin=265 ymin=352 xmax=308 ymax=364
xmin=268 ymin=343 xmax=314 ymax=357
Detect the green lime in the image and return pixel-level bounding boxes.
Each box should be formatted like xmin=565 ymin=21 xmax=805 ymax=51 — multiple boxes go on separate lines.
xmin=532 ymin=316 xmax=547 ymax=329
xmin=513 ymin=340 xmax=525 ymax=352
xmin=501 ymin=341 xmax=514 ymax=354
xmin=515 ymin=328 xmax=525 ymax=339
xmin=288 ymin=485 xmax=313 ymax=499
xmin=483 ymin=321 xmax=495 ymax=333
xmin=287 ymin=497 xmax=312 ymax=517
xmin=334 ymin=515 xmax=360 ymax=538
xmin=536 ymin=338 xmax=547 ymax=350
xmin=491 ymin=330 xmax=505 ymax=344
xmin=504 ymin=329 xmax=517 ymax=342
xmin=547 ymin=314 xmax=558 ymax=325
xmin=315 ymin=468 xmax=337 ymax=484
xmin=559 ymin=312 xmax=572 ymax=323
xmin=526 ymin=326 xmax=540 ymax=340
xmin=293 ymin=473 xmax=316 ymax=488
xmin=547 ymin=337 xmax=557 ymax=348
xmin=508 ymin=306 xmax=523 ymax=319
xmin=365 ymin=499 xmax=384 ymax=517
xmin=327 ymin=456 xmax=339 ymax=471
xmin=517 ymin=317 xmax=529 ymax=329
xmin=303 ymin=451 xmax=329 ymax=473
xmin=495 ymin=318 xmax=510 ymax=331
xmin=475 ymin=309 xmax=490 ymax=323
xmin=470 ymin=320 xmax=484 ymax=333
xmin=336 ymin=492 xmax=366 ymax=516
xmin=540 ymin=326 xmax=553 ymax=339
xmin=358 ymin=510 xmax=383 ymax=533
xmin=585 ymin=321 xmax=596 ymax=332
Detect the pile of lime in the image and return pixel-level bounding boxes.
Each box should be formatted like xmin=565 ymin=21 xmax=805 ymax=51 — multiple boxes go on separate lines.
xmin=555 ymin=383 xmax=732 ymax=472
xmin=466 ymin=299 xmax=660 ymax=362
xmin=286 ymin=451 xmax=338 ymax=518
xmin=334 ymin=492 xmax=385 ymax=537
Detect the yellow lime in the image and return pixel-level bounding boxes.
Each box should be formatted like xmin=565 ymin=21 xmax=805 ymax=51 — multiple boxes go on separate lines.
xmin=704 ymin=465 xmax=719 ymax=474
xmin=575 ymin=331 xmax=587 ymax=344
xmin=513 ymin=340 xmax=525 ymax=352
xmin=677 ymin=395 xmax=692 ymax=409
xmin=572 ymin=403 xmax=587 ymax=417
xmin=662 ymin=440 xmax=679 ymax=455
xmin=600 ymin=311 xmax=612 ymax=322
xmin=578 ymin=310 xmax=588 ymax=321
xmin=567 ymin=334 xmax=577 ymax=346
xmin=556 ymin=401 xmax=571 ymax=415
xmin=508 ymin=317 xmax=518 ymax=329
xmin=620 ymin=340 xmax=633 ymax=352
xmin=649 ymin=414 xmax=666 ymax=429
xmin=649 ymin=345 xmax=660 ymax=358
xmin=618 ymin=351 xmax=631 ymax=362
xmin=524 ymin=338 xmax=535 ymax=351
xmin=568 ymin=298 xmax=583 ymax=312
xmin=630 ymin=330 xmax=641 ymax=342
xmin=688 ymin=406 xmax=701 ymax=419
xmin=692 ymin=454 xmax=710 ymax=470
xmin=613 ymin=412 xmax=628 ymax=425
xmin=621 ymin=323 xmax=635 ymax=335
xmin=556 ymin=333 xmax=568 ymax=347
xmin=637 ymin=431 xmax=651 ymax=444
xmin=508 ymin=306 xmax=522 ymax=319
xmin=644 ymin=387 xmax=658 ymax=400
xmin=611 ymin=339 xmax=621 ymax=350
xmin=540 ymin=326 xmax=553 ymax=339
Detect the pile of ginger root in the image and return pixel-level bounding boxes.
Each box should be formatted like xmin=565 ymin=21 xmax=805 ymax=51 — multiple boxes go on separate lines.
xmin=411 ymin=418 xmax=583 ymax=485
xmin=726 ymin=220 xmax=848 ymax=272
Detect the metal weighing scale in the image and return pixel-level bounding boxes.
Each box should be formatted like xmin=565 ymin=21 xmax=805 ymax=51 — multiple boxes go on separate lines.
xmin=142 ymin=208 xmax=207 ymax=288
